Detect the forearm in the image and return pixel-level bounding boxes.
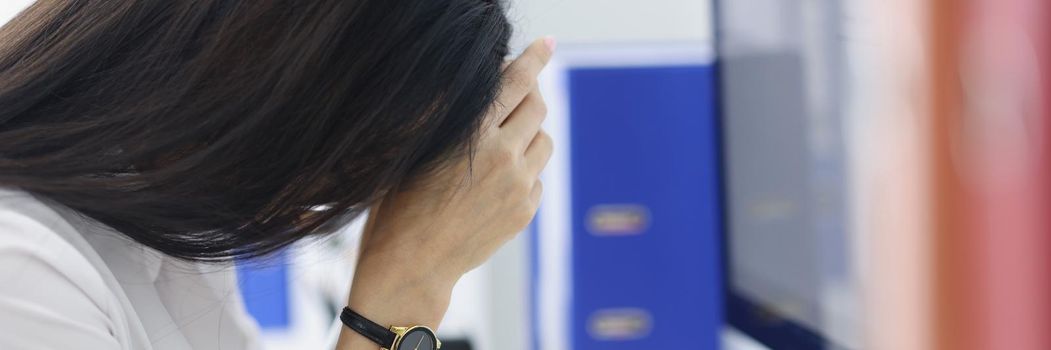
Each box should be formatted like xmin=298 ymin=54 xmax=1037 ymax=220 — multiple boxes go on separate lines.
xmin=335 ymin=239 xmax=459 ymax=349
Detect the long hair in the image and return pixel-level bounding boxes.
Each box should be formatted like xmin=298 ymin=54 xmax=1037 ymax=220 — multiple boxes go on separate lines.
xmin=0 ymin=0 xmax=512 ymax=261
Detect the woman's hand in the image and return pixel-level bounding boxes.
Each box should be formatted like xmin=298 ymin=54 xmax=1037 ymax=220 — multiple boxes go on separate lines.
xmin=338 ymin=37 xmax=555 ymax=349
xmin=361 ymin=38 xmax=555 ymax=279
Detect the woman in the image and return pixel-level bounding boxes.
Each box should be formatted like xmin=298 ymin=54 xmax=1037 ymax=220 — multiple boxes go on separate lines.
xmin=0 ymin=1 xmax=553 ymax=349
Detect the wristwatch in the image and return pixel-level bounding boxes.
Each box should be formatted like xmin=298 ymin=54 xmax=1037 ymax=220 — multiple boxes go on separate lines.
xmin=340 ymin=307 xmax=442 ymax=350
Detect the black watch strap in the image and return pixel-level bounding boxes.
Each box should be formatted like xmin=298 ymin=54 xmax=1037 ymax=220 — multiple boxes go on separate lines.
xmin=340 ymin=307 xmax=397 ymax=349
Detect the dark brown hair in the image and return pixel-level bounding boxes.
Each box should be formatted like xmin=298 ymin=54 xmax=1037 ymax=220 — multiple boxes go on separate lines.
xmin=0 ymin=0 xmax=512 ymax=261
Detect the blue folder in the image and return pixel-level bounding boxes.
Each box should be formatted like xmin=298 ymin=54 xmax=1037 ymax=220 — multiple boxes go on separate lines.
xmin=533 ymin=62 xmax=723 ymax=350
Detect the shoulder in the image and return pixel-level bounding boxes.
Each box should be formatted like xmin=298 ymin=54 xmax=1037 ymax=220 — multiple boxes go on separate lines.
xmin=0 ymin=188 xmax=106 ymax=287
xmin=0 ymin=189 xmax=102 ymax=287
xmin=0 ymin=188 xmax=128 ymax=349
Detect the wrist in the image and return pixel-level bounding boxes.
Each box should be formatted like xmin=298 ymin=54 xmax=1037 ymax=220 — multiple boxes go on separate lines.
xmin=349 ymin=238 xmax=461 ymax=321
xmin=339 ymin=248 xmax=458 ymax=349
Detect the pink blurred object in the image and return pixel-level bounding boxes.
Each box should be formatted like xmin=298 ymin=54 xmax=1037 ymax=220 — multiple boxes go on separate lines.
xmin=950 ymin=0 xmax=1051 ymax=348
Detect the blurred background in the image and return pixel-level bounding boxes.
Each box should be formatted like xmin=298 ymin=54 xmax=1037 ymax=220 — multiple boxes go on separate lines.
xmin=2 ymin=1 xmax=1048 ymax=349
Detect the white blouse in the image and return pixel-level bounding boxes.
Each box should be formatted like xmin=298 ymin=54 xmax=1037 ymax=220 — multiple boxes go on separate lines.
xmin=0 ymin=188 xmax=263 ymax=349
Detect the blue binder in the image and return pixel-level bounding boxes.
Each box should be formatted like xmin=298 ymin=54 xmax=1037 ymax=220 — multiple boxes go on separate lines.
xmin=236 ymin=250 xmax=291 ymax=329
xmin=533 ymin=51 xmax=722 ymax=350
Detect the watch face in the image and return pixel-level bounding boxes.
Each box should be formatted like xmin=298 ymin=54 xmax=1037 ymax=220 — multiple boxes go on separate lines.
xmin=396 ymin=327 xmax=437 ymax=350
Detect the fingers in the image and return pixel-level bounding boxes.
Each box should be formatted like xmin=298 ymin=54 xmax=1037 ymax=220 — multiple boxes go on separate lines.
xmin=524 ymin=129 xmax=553 ymax=175
xmin=501 ymin=86 xmax=547 ymax=146
xmin=490 ymin=37 xmax=555 ymax=127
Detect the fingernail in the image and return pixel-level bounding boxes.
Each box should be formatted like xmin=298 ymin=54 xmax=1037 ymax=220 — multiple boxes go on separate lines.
xmin=543 ymin=36 xmax=557 ymax=53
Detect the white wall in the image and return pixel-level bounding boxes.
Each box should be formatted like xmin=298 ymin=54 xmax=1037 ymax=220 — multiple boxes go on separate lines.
xmin=2 ymin=0 xmax=715 ymax=46
xmin=506 ymin=0 xmax=713 ymax=49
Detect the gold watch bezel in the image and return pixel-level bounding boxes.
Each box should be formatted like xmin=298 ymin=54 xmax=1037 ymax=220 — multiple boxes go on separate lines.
xmin=385 ymin=325 xmax=442 ymax=350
